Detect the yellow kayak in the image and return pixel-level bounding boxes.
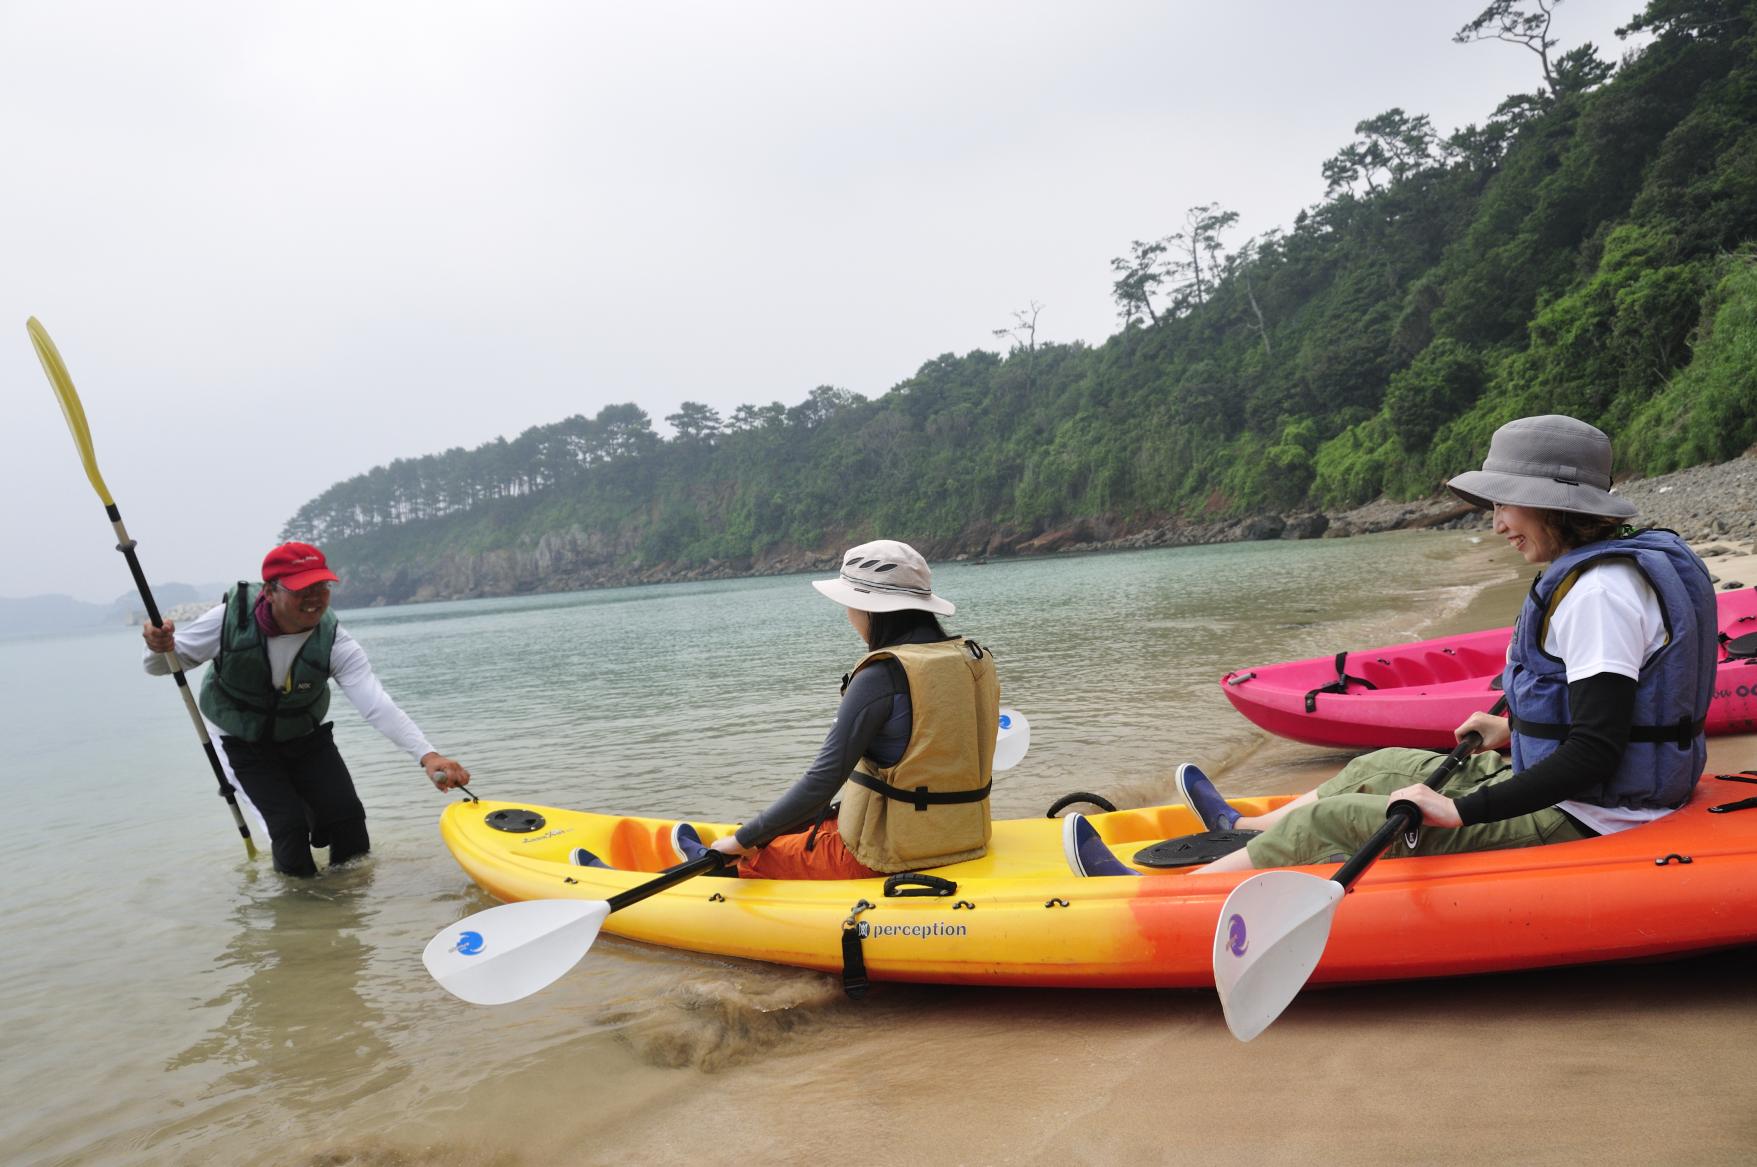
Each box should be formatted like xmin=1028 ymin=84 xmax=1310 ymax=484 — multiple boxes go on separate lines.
xmin=440 ymin=782 xmax=1757 ymax=989
xmin=439 ymin=796 xmax=1272 ymax=988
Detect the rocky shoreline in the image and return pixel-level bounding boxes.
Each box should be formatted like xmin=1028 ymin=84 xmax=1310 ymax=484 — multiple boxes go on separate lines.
xmin=344 ymin=450 xmax=1757 ymax=606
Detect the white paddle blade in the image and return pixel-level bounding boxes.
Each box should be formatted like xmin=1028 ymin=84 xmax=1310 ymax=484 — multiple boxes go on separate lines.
xmin=993 ymin=707 xmax=1030 ymax=771
xmin=424 ymin=899 xmax=612 ymax=1005
xmin=1212 ymin=871 xmax=1346 ymax=1041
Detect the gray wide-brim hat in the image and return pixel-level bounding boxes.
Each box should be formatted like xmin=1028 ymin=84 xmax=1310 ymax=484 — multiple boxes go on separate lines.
xmin=812 ymin=539 xmax=956 ymax=615
xmin=1446 ymin=414 xmax=1638 ymax=519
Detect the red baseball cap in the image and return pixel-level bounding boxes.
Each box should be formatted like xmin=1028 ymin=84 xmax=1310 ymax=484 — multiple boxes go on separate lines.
xmin=261 ymin=542 xmax=340 ymax=591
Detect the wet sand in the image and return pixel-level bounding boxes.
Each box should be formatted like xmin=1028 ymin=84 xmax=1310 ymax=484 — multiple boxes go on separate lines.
xmin=555 ymin=935 xmax=1757 ymax=1167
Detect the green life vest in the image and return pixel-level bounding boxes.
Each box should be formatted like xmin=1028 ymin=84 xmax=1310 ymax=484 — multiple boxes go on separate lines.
xmin=198 ymin=582 xmax=338 ymax=743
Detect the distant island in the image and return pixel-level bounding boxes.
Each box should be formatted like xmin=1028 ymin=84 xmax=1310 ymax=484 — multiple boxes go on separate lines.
xmin=282 ymin=2 xmax=1757 ymax=607
xmin=0 ymin=583 xmax=226 ymax=639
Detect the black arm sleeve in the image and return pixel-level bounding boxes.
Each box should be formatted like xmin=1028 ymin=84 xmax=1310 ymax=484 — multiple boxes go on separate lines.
xmin=733 ymin=665 xmax=901 ymax=848
xmin=1454 ymin=672 xmax=1638 ymax=826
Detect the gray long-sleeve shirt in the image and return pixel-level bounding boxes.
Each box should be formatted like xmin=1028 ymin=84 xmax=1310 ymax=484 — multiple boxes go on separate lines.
xmin=733 ymin=630 xmax=950 ymax=847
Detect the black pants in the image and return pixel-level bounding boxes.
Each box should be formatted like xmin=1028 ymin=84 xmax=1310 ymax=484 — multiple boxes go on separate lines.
xmin=220 ymin=723 xmax=368 ymax=877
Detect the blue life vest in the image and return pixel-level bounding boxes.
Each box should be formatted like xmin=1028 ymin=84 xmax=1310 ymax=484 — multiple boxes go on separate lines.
xmin=1505 ymin=530 xmax=1716 ymax=810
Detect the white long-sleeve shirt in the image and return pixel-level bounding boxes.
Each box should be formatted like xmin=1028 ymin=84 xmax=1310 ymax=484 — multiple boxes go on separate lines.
xmin=143 ymin=603 xmax=436 ymax=761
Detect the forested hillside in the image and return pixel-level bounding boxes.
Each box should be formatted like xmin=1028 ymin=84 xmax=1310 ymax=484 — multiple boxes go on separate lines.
xmin=286 ymin=0 xmax=1757 ymax=603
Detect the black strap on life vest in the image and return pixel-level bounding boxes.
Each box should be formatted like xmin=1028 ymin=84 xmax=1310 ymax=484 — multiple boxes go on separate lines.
xmin=846 ymin=769 xmax=991 ymax=811
xmin=844 ymin=651 xmax=989 ymax=811
xmin=802 ymin=800 xmax=838 ymax=852
xmin=1303 ymin=651 xmax=1379 ymax=713
xmin=1509 ymin=712 xmax=1706 ymax=749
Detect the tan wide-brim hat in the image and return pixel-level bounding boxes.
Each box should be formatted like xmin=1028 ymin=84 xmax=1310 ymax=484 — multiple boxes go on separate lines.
xmin=811 ymin=539 xmax=955 ymax=615
xmin=1446 ymin=414 xmax=1638 ymax=519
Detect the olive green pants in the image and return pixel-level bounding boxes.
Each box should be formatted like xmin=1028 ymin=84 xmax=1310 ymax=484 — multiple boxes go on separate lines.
xmin=1243 ymin=747 xmax=1593 ymax=869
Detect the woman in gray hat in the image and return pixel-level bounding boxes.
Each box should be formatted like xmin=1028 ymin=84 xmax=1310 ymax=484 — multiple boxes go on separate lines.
xmin=571 ymin=539 xmax=1002 ymax=879
xmin=1170 ymin=414 xmax=1718 ymax=873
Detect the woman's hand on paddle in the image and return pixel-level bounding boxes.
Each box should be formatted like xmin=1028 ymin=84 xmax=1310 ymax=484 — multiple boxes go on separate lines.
xmin=143 ymin=620 xmax=176 ymax=654
xmin=710 ymin=835 xmax=750 ymax=858
xmin=1455 ymin=711 xmax=1510 ymax=752
xmin=1387 ymin=784 xmax=1463 ymax=829
xmin=421 ymin=753 xmax=471 ymax=790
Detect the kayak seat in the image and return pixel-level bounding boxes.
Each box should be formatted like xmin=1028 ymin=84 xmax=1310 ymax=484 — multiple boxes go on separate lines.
xmin=1422 ymin=649 xmax=1476 ymax=683
xmin=1381 ymin=657 xmax=1430 ymax=686
xmin=1348 ymin=658 xmax=1401 ymax=687
xmin=1456 ymin=646 xmax=1505 ymax=674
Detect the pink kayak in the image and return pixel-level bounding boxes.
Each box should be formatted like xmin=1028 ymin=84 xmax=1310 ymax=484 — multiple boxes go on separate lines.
xmin=1221 ymin=586 xmax=1757 ymax=749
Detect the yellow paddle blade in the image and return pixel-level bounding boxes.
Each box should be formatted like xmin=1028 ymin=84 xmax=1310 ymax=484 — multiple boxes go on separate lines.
xmin=26 ymin=317 xmax=114 ymax=506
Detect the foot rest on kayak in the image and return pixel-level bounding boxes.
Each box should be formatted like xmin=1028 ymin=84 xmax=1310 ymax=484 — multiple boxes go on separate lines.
xmin=1133 ymin=829 xmax=1261 ymax=868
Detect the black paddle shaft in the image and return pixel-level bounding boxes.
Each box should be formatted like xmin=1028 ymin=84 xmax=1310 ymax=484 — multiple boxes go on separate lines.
xmin=110 ymin=514 xmax=165 ymax=626
xmin=112 ymin=507 xmax=256 ymax=846
xmin=1329 ymin=695 xmax=1510 ymax=891
xmin=605 ymin=851 xmax=730 ymax=912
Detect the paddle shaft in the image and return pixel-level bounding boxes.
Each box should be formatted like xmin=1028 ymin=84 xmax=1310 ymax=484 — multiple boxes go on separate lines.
xmin=595 ymin=806 xmax=828 ymax=908
xmin=27 ymin=318 xmax=258 ymax=858
xmin=1329 ymin=694 xmax=1510 ymax=889
xmin=113 ymin=507 xmax=259 ymax=853
xmin=606 ymin=850 xmax=729 ymax=912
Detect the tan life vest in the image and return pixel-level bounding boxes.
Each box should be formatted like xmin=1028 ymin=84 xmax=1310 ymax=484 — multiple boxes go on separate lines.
xmin=836 ymin=637 xmax=1000 ymax=872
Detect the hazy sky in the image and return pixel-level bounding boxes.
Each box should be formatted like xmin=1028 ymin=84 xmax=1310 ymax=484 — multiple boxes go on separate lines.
xmin=2 ymin=1 xmax=1640 ymax=601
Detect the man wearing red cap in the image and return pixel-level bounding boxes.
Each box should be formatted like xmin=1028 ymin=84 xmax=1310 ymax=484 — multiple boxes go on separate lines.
xmin=143 ymin=541 xmax=471 ymax=876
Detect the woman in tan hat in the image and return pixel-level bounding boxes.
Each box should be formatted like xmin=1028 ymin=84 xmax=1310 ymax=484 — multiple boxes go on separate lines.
xmin=571 ymin=539 xmax=1001 ymax=879
xmin=1161 ymin=414 xmax=1719 ymax=874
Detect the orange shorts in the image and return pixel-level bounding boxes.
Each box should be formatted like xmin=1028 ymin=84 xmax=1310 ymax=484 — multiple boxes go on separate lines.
xmin=738 ymin=823 xmax=882 ymax=881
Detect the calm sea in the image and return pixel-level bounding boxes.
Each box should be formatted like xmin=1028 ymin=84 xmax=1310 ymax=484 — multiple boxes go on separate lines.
xmin=2 ymin=532 xmax=1522 ymax=1166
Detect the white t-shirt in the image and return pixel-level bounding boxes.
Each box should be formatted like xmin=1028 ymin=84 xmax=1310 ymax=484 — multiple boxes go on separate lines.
xmin=1541 ymin=560 xmax=1672 ymax=835
xmin=143 ymin=602 xmax=436 ymax=761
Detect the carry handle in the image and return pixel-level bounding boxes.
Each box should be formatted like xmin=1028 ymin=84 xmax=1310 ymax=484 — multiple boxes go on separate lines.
xmin=882 ymin=873 xmax=958 ymax=898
